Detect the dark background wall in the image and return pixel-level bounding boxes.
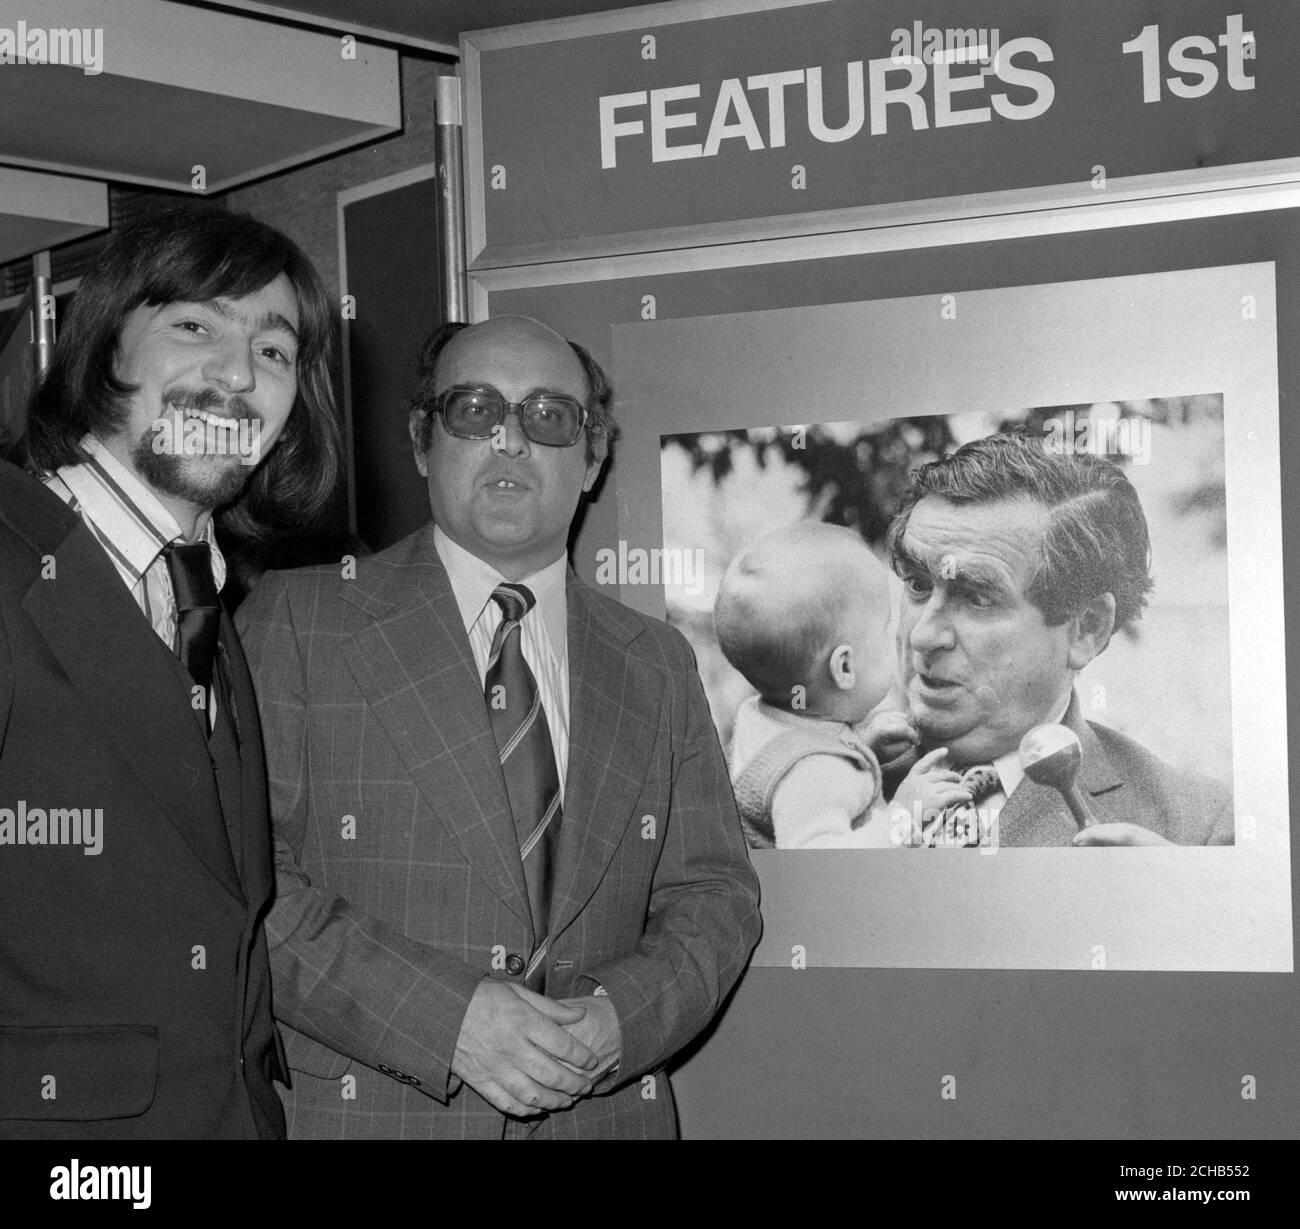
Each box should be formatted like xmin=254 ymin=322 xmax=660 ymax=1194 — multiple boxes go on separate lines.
xmin=221 ymin=55 xmax=451 ymax=301
xmin=220 ymin=54 xmax=454 ymax=545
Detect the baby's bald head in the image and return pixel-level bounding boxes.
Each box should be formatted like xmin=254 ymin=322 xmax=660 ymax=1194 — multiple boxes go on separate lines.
xmin=715 ymin=521 xmax=892 ymax=706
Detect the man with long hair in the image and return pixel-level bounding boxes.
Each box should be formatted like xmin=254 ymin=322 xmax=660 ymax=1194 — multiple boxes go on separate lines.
xmin=0 ymin=203 xmax=340 ymax=1138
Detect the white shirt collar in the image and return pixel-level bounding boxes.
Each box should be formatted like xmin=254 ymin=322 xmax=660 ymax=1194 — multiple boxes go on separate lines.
xmin=50 ymin=433 xmax=225 ymax=586
xmin=432 ymin=523 xmax=568 ymax=652
xmin=995 ymin=690 xmax=1074 ymax=796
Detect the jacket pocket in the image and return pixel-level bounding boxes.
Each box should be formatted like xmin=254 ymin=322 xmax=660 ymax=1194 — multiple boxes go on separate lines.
xmin=0 ymin=1025 xmax=158 ymax=1121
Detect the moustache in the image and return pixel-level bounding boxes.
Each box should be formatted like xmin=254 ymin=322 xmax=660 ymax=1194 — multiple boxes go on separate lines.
xmin=164 ymin=387 xmax=260 ymax=421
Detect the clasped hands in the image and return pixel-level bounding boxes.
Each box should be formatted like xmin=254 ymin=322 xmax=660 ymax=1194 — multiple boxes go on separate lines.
xmin=451 ymin=979 xmax=622 ymax=1118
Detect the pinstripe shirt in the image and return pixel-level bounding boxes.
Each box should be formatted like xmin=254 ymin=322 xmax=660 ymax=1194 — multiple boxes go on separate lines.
xmin=43 ymin=433 xmax=226 ymax=656
xmin=432 ymin=524 xmax=570 ymax=799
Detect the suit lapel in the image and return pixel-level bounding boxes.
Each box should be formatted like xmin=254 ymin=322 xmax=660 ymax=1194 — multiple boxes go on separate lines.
xmin=339 ymin=528 xmax=531 ymax=929
xmin=549 ymin=577 xmax=663 ymax=937
xmin=998 ymin=693 xmax=1123 ymax=846
xmin=23 ymin=522 xmax=242 ymax=899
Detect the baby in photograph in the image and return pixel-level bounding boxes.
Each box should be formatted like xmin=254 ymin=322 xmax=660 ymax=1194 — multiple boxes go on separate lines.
xmin=715 ymin=521 xmax=966 ymax=848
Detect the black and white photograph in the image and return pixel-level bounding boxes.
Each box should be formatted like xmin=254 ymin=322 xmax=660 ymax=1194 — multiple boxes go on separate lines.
xmin=661 ymin=397 xmax=1232 ymax=853
xmin=0 ymin=0 xmax=1297 ymax=1177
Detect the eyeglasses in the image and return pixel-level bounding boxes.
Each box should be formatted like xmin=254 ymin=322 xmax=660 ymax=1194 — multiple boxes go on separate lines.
xmin=433 ymin=385 xmax=595 ymax=448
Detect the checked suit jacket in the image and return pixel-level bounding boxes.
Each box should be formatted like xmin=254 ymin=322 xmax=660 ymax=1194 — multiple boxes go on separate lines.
xmin=235 ymin=521 xmax=762 ymax=1138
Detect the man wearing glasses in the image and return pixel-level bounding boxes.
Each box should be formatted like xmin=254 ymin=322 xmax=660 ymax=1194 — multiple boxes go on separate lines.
xmin=236 ymin=315 xmax=760 ymax=1138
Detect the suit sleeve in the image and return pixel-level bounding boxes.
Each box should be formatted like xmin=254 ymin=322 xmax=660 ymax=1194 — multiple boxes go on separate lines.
xmin=582 ymin=631 xmax=762 ymax=1086
xmin=236 ymin=574 xmax=483 ymax=1102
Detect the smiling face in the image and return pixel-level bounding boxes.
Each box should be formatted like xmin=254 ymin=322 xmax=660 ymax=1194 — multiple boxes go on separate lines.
xmin=99 ymin=273 xmax=300 ymax=525
xmin=894 ymin=495 xmax=1082 ymax=764
xmin=413 ymin=317 xmax=604 ymax=579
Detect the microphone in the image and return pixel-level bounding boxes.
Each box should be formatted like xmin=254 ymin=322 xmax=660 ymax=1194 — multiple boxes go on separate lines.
xmin=1019 ymin=724 xmax=1097 ymax=830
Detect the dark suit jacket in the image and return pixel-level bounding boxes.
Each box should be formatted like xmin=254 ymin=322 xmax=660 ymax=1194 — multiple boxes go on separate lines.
xmin=235 ymin=521 xmax=762 ymax=1139
xmin=0 ymin=458 xmax=286 ymax=1139
xmin=996 ymin=693 xmax=1234 ymax=846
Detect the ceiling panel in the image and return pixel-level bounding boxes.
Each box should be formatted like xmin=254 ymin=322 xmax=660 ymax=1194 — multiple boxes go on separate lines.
xmin=0 ymin=0 xmax=401 ymax=193
xmin=0 ymin=67 xmax=391 ymax=192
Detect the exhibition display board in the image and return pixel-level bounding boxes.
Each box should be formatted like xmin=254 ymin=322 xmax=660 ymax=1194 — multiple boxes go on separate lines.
xmin=462 ymin=0 xmax=1299 ymax=1138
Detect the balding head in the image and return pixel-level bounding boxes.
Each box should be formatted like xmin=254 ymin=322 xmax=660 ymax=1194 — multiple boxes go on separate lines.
xmin=408 ymin=316 xmax=614 ymax=466
xmin=405 ymin=313 xmax=611 ymax=579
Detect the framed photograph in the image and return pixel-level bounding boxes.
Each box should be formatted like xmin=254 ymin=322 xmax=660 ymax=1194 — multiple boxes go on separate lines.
xmin=615 ymin=264 xmax=1287 ymax=971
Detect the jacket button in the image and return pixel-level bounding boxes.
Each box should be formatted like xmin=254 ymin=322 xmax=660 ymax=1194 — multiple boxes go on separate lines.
xmin=505 ymin=954 xmax=526 ymax=976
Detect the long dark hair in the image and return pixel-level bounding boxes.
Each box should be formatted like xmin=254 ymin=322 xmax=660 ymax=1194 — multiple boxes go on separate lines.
xmin=27 ymin=202 xmax=341 ymax=537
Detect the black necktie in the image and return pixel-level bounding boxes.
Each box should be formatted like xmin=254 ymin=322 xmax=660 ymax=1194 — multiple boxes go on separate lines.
xmin=484 ymin=583 xmax=562 ymax=989
xmin=162 ymin=541 xmax=220 ymax=728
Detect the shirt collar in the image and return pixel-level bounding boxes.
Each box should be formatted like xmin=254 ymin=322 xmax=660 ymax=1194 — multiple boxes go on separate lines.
xmin=995 ymin=690 xmax=1074 ymax=796
xmin=48 ymin=433 xmax=226 ymax=588
xmin=432 ymin=523 xmax=568 ymax=652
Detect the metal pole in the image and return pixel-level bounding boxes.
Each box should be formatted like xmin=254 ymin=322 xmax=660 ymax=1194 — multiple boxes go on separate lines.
xmin=31 ymin=250 xmax=55 ymax=375
xmin=436 ymin=73 xmax=467 ymax=323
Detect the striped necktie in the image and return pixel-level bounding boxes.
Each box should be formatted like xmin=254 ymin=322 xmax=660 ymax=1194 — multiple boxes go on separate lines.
xmin=484 ymin=583 xmax=561 ymax=989
xmin=922 ymin=763 xmax=1000 ymax=848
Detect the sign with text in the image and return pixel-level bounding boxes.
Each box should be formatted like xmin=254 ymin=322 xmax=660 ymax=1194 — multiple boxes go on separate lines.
xmin=463 ymin=0 xmax=1299 ymax=264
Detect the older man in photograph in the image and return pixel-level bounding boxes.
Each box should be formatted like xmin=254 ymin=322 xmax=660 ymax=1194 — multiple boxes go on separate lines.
xmin=884 ymin=431 xmax=1233 ymax=848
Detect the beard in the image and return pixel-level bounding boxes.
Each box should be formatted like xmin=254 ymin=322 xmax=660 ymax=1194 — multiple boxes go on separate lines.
xmin=130 ymin=436 xmax=251 ymax=510
xmin=130 ymin=387 xmax=264 ymax=511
